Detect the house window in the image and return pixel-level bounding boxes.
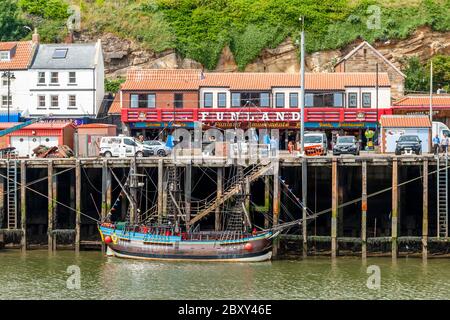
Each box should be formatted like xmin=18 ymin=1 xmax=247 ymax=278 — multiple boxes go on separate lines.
xmin=50 ymin=72 xmax=59 ymax=84
xmin=362 ymin=93 xmax=371 ymax=108
xmin=38 ymin=72 xmax=46 ymax=85
xmin=1 ymin=79 xmax=7 ymax=87
xmin=333 ymin=93 xmax=343 ymax=107
xmin=1 ymin=95 xmax=12 ymax=108
xmin=0 ymin=51 xmax=9 ymax=61
xmin=218 ymin=93 xmax=227 ymax=108
xmin=68 ymin=95 xmax=76 ymax=108
xmin=68 ymin=72 xmax=76 ymax=84
xmin=260 ymin=93 xmax=270 ymax=107
xmin=50 ymin=95 xmax=59 ymax=108
xmin=275 ymin=93 xmax=285 ymax=108
xmin=231 ymin=93 xmax=241 ymax=107
xmin=348 ymin=93 xmax=357 ymax=108
xmin=53 ymin=48 xmax=68 ymax=59
xmin=147 ymin=94 xmax=155 ymax=108
xmin=130 ymin=94 xmax=155 ymax=108
xmin=305 ymin=93 xmax=314 ymax=107
xmin=289 ymin=93 xmax=298 ymax=108
xmin=174 ymin=93 xmax=183 ymax=108
xmin=204 ymin=92 xmax=213 ymax=108
xmin=37 ymin=95 xmax=46 ymax=109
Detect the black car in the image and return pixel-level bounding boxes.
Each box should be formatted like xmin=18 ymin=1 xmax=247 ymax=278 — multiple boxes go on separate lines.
xmin=395 ymin=135 xmax=422 ymax=155
xmin=333 ymin=136 xmax=360 ymax=156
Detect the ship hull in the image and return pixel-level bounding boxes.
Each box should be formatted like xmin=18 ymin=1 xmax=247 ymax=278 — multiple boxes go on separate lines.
xmin=99 ymin=226 xmax=273 ymax=262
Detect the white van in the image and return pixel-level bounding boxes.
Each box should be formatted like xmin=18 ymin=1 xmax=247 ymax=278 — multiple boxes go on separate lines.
xmin=432 ymin=121 xmax=450 ymax=139
xmin=99 ymin=136 xmax=153 ymax=158
xmin=304 ymin=132 xmax=328 ymax=155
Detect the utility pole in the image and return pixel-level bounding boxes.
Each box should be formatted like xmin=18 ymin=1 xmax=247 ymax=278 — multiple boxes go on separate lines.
xmin=299 ymin=17 xmax=308 ymax=256
xmin=299 ymin=17 xmax=306 ymax=154
xmin=429 ymin=60 xmax=433 ymax=122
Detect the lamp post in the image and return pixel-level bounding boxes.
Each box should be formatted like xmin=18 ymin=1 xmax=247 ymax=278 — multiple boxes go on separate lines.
xmin=1 ymin=71 xmax=16 ymax=122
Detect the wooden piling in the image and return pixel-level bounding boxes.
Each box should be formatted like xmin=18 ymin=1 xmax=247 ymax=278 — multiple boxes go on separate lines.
xmin=392 ymin=158 xmax=399 ymax=259
xmin=215 ymin=167 xmax=223 ymax=231
xmin=75 ymin=160 xmax=81 ymax=252
xmin=20 ymin=160 xmax=26 ymax=251
xmin=422 ymin=159 xmax=428 ymax=258
xmin=0 ymin=176 xmax=3 ymax=229
xmin=264 ymin=175 xmax=270 ymax=229
xmin=101 ymin=160 xmax=107 ymax=219
xmin=302 ymin=158 xmax=307 ymax=257
xmin=157 ymin=159 xmax=164 ymax=222
xmin=184 ymin=164 xmax=192 ymax=225
xmin=272 ymin=161 xmax=280 ymax=257
xmin=361 ymin=160 xmax=367 ymax=258
xmin=47 ymin=161 xmax=54 ymax=251
xmin=331 ymin=158 xmax=338 ymax=258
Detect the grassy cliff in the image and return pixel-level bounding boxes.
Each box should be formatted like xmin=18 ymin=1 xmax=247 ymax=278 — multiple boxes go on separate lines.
xmin=1 ymin=0 xmax=449 ymax=70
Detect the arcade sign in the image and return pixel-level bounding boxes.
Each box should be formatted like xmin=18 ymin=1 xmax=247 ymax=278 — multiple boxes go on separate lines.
xmin=198 ymin=110 xmax=301 ymax=122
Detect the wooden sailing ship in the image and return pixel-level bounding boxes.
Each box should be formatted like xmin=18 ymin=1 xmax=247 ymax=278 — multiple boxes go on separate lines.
xmin=98 ymin=157 xmax=277 ymax=262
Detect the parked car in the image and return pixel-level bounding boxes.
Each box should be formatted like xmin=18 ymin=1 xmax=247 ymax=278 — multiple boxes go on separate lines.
xmin=143 ymin=140 xmax=171 ymax=157
xmin=395 ymin=135 xmax=422 ymax=155
xmin=304 ymin=132 xmax=328 ymax=155
xmin=99 ymin=136 xmax=153 ymax=158
xmin=333 ymin=136 xmax=360 ymax=156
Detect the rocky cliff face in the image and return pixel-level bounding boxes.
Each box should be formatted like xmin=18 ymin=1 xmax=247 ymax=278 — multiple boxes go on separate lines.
xmin=76 ymin=26 xmax=449 ymax=78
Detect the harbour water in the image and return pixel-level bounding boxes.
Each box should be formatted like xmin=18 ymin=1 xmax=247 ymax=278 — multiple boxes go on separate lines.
xmin=0 ymin=250 xmax=449 ymax=300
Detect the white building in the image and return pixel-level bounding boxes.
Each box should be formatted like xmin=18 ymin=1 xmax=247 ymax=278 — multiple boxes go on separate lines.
xmin=28 ymin=41 xmax=104 ymax=119
xmin=0 ymin=39 xmax=38 ymax=120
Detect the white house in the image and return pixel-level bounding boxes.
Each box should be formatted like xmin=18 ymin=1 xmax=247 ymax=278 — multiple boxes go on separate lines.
xmin=0 ymin=38 xmax=38 ymax=120
xmin=28 ymin=40 xmax=104 ymax=119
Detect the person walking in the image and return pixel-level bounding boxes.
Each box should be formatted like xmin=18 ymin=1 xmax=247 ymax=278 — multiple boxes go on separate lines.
xmin=442 ymin=134 xmax=449 ymax=154
xmin=433 ymin=134 xmax=441 ymax=155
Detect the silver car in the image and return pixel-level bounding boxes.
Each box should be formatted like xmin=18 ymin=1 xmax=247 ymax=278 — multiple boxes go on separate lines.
xmin=143 ymin=140 xmax=171 ymax=157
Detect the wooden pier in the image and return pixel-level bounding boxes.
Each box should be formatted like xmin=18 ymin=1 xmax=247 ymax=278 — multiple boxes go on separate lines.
xmin=0 ymin=154 xmax=448 ymax=259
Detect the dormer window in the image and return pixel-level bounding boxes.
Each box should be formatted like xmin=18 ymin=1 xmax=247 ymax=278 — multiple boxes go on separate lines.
xmin=52 ymin=48 xmax=68 ymax=59
xmin=0 ymin=51 xmax=10 ymax=61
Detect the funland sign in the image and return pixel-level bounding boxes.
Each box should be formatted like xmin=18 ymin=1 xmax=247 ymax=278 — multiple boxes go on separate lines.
xmin=198 ymin=110 xmax=301 ymax=122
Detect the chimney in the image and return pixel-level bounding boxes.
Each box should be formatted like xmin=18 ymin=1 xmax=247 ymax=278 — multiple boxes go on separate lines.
xmin=32 ymin=28 xmax=40 ymax=44
xmin=65 ymin=31 xmax=74 ymax=44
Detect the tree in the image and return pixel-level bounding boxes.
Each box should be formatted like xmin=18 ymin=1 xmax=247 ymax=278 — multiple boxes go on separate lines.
xmin=0 ymin=0 xmax=30 ymax=41
xmin=428 ymin=55 xmax=450 ymax=92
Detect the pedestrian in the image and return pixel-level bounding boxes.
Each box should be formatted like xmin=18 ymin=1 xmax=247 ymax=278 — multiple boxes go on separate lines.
xmin=287 ymin=140 xmax=294 ymax=154
xmin=432 ymin=134 xmax=440 ymax=155
xmin=442 ymin=134 xmax=449 ymax=154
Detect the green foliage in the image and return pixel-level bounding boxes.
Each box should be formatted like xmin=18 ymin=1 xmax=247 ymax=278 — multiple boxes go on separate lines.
xmin=405 ymin=55 xmax=450 ymax=93
xmin=105 ymin=78 xmax=126 ymax=94
xmin=0 ymin=0 xmax=30 ymax=41
xmin=18 ymin=0 xmax=69 ymax=20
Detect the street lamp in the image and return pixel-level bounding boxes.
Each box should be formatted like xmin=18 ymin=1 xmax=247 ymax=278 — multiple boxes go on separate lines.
xmin=1 ymin=71 xmax=16 ymax=122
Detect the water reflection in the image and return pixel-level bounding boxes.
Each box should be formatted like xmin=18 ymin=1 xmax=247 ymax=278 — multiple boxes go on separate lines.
xmin=0 ymin=250 xmax=449 ymax=300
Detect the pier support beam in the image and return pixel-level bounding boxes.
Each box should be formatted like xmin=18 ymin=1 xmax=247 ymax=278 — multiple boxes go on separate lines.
xmin=331 ymin=158 xmax=338 ymax=258
xmin=302 ymin=158 xmax=307 ymax=257
xmin=422 ymin=159 xmax=428 ymax=258
xmin=75 ymin=160 xmax=81 ymax=252
xmin=20 ymin=161 xmax=26 ymax=251
xmin=184 ymin=164 xmax=192 ymax=225
xmin=361 ymin=160 xmax=367 ymax=258
xmin=272 ymin=161 xmax=280 ymax=257
xmin=157 ymin=159 xmax=164 ymax=222
xmin=391 ymin=159 xmax=399 ymax=259
xmin=0 ymin=176 xmax=3 ymax=229
xmin=264 ymin=175 xmax=270 ymax=229
xmin=101 ymin=160 xmax=112 ymax=220
xmin=47 ymin=161 xmax=57 ymax=251
xmin=215 ymin=168 xmax=223 ymax=231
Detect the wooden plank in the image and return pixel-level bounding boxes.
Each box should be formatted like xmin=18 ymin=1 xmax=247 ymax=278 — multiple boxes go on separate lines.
xmin=75 ymin=160 xmax=81 ymax=252
xmin=422 ymin=159 xmax=428 ymax=258
xmin=184 ymin=164 xmax=192 ymax=225
xmin=392 ymin=158 xmax=398 ymax=259
xmin=215 ymin=167 xmax=223 ymax=231
xmin=331 ymin=158 xmax=338 ymax=258
xmin=48 ymin=161 xmax=54 ymax=252
xmin=20 ymin=160 xmax=26 ymax=251
xmin=264 ymin=175 xmax=270 ymax=229
xmin=272 ymin=161 xmax=280 ymax=257
xmin=361 ymin=160 xmax=367 ymax=258
xmin=157 ymin=159 xmax=164 ymax=222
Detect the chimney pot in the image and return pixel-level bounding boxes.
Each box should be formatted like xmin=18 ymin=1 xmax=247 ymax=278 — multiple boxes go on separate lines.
xmin=32 ymin=28 xmax=40 ymax=44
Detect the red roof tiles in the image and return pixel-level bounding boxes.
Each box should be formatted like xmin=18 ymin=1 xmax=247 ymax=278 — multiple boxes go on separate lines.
xmin=108 ymin=94 xmax=121 ymax=114
xmin=121 ymin=69 xmax=391 ymax=91
xmin=380 ymin=115 xmax=431 ymax=128
xmin=0 ymin=41 xmax=34 ymax=70
xmin=393 ymin=95 xmax=450 ymax=107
